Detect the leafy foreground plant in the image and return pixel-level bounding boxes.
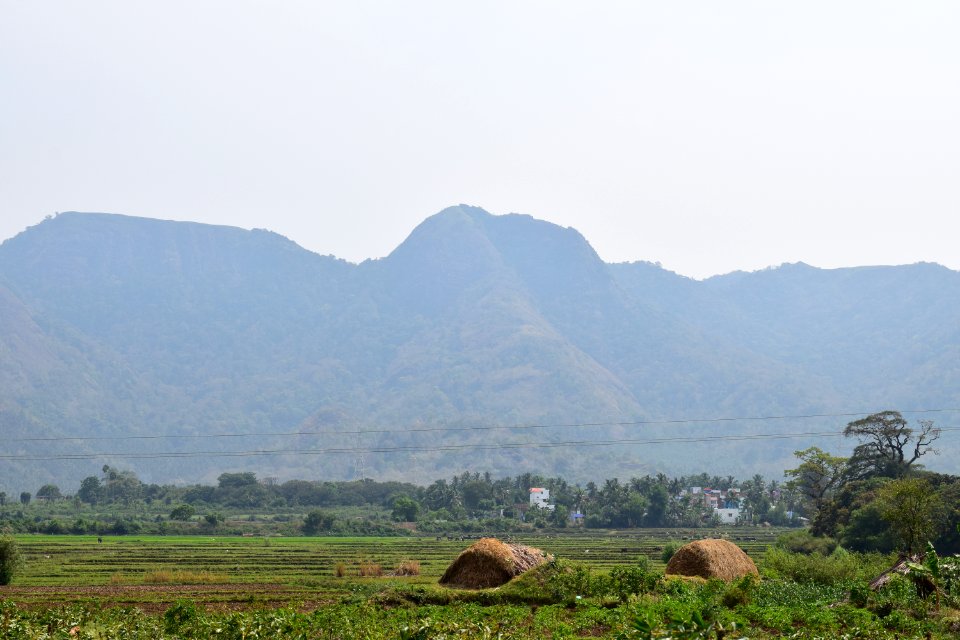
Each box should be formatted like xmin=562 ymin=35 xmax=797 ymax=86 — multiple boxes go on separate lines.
xmin=618 ymin=609 xmax=739 ymax=640
xmin=2 ymin=592 xmax=959 ymax=639
xmin=904 ymin=541 xmax=960 ymax=608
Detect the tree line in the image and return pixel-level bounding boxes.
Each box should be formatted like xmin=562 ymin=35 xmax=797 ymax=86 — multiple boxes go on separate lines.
xmin=3 ymin=466 xmax=802 ymax=534
xmin=4 ymin=410 xmax=957 ymax=546
xmin=785 ymin=411 xmax=960 ymax=554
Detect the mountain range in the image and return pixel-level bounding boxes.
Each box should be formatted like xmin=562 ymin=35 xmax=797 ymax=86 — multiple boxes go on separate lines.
xmin=1 ymin=205 xmax=957 ymax=490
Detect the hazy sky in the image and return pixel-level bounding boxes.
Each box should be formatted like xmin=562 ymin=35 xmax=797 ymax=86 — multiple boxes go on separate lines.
xmin=2 ymin=1 xmax=958 ymax=279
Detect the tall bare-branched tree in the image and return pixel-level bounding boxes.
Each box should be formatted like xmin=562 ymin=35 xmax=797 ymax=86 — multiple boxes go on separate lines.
xmin=844 ymin=410 xmax=940 ymax=479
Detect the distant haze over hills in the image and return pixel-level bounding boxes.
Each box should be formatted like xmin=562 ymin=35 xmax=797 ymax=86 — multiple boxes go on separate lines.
xmin=1 ymin=206 xmax=958 ymax=490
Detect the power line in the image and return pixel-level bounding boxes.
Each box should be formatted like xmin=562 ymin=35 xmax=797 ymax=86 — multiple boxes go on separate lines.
xmin=4 ymin=408 xmax=958 ymax=443
xmin=1 ymin=426 xmax=957 ymax=462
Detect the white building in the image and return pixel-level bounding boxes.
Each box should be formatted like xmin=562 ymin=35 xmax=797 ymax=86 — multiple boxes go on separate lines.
xmin=529 ymin=487 xmax=555 ymax=511
xmin=716 ymin=508 xmax=741 ymax=524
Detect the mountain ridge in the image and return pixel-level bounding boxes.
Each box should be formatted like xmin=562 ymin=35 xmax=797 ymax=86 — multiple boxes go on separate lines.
xmin=1 ymin=207 xmax=957 ymax=490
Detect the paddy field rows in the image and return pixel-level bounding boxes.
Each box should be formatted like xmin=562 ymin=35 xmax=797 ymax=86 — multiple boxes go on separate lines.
xmin=2 ymin=528 xmax=784 ymax=611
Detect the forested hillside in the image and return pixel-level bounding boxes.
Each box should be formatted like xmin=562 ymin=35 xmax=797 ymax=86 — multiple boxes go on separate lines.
xmin=1 ymin=206 xmax=957 ymax=489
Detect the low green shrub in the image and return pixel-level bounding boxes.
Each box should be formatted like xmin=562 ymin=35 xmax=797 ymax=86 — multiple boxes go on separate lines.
xmin=606 ymin=559 xmax=662 ymax=602
xmin=881 ymin=609 xmax=921 ymax=634
xmin=528 ymin=559 xmax=596 ymax=602
xmin=661 ymin=541 xmax=680 ymax=564
xmin=752 ymin=579 xmax=848 ymax=609
xmin=489 ymin=559 xmax=664 ymax=605
xmin=656 ymin=575 xmax=704 ymax=599
xmin=761 ymin=545 xmax=888 ymax=585
xmin=0 ymin=533 xmax=22 ymax=585
xmin=774 ymin=529 xmax=838 ymax=555
xmin=720 ymin=575 xmax=757 ymax=608
xmin=163 ymin=599 xmax=199 ymax=633
xmin=849 ymin=582 xmax=870 ymax=608
xmin=871 ymin=573 xmax=922 ymax=618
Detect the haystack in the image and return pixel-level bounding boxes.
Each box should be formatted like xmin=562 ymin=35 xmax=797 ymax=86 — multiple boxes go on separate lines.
xmin=439 ymin=538 xmax=548 ymax=589
xmin=665 ymin=539 xmax=758 ymax=581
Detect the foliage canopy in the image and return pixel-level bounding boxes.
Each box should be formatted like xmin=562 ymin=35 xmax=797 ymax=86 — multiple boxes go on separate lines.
xmin=0 ymin=532 xmax=22 ymax=585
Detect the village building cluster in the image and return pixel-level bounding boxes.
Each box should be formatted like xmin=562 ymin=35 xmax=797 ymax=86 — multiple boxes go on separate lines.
xmin=527 ymin=483 xmax=794 ymax=526
xmin=679 ymin=486 xmax=743 ymax=524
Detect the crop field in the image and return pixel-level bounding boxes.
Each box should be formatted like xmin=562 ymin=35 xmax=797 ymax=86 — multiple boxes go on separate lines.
xmin=4 ymin=528 xmax=779 ymax=610
xmin=4 ymin=528 xmax=958 ymax=639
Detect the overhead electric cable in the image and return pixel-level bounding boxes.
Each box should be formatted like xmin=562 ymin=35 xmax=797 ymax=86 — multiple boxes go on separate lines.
xmin=0 ymin=425 xmax=956 ymax=462
xmin=4 ymin=407 xmax=958 ymax=443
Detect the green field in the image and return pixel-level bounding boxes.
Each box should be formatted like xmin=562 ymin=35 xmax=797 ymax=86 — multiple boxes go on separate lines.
xmin=10 ymin=528 xmax=779 ymax=586
xmin=2 ymin=529 xmax=958 ymax=639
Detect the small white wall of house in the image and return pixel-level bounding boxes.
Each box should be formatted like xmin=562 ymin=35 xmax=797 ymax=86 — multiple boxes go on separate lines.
xmin=716 ymin=508 xmax=740 ymax=524
xmin=529 ymin=488 xmax=555 ymax=510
